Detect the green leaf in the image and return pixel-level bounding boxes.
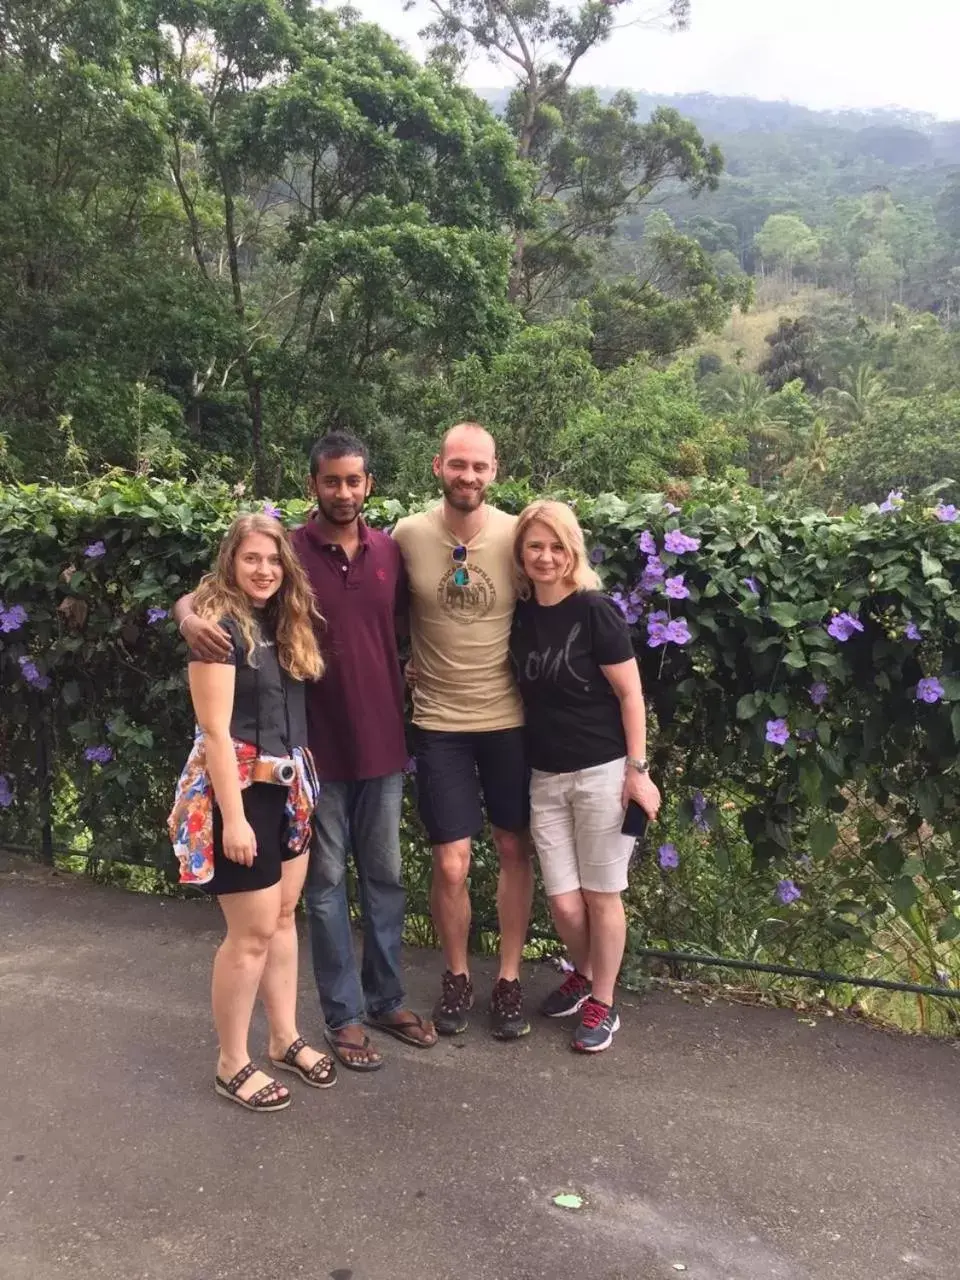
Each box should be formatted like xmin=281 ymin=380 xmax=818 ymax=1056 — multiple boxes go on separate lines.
xmin=920 ymin=550 xmax=943 ymax=579
xmin=768 ymin=602 xmax=799 ymax=628
xmin=890 ymin=876 xmax=919 ymax=913
xmin=809 ymin=818 xmax=837 ymax=860
xmin=937 ymin=916 xmax=960 ymax=943
xmin=736 ymin=693 xmax=758 ymax=721
xmin=783 ymin=649 xmax=807 ymax=669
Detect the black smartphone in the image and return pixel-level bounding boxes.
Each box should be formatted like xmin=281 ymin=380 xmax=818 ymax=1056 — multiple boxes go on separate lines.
xmin=621 ymin=800 xmax=649 ymax=838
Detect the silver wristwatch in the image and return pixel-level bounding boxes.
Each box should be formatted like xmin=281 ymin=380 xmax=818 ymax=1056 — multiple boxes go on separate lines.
xmin=626 ymin=756 xmax=649 ymax=775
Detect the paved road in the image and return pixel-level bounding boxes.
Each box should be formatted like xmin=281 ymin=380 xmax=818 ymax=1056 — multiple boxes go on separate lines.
xmin=1 ymin=857 xmax=958 ymax=1280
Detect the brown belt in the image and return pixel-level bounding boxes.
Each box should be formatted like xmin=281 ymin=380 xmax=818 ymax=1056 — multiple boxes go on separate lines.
xmin=249 ymin=758 xmax=295 ymax=785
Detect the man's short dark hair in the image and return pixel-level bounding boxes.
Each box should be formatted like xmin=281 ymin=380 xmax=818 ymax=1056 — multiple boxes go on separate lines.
xmin=309 ymin=432 xmax=370 ymax=478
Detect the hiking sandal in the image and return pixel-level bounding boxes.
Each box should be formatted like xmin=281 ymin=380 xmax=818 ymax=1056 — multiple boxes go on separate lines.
xmin=270 ymin=1036 xmax=338 ymax=1089
xmin=214 ymin=1061 xmax=291 ymax=1112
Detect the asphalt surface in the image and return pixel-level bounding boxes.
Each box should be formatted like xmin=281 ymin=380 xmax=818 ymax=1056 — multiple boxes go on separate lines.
xmin=1 ymin=855 xmax=958 ymax=1280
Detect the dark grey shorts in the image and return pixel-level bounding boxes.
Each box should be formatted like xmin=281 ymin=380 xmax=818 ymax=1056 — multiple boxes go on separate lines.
xmin=413 ymin=727 xmax=530 ymax=846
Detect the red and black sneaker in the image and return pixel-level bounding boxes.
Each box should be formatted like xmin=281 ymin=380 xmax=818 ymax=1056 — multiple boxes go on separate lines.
xmin=540 ymin=970 xmax=592 ymax=1018
xmin=571 ymin=998 xmax=620 ymax=1053
xmin=433 ymin=969 xmax=474 ymax=1036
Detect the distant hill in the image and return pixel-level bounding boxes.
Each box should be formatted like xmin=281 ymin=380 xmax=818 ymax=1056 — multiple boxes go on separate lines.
xmin=477 ymin=89 xmax=960 ymax=251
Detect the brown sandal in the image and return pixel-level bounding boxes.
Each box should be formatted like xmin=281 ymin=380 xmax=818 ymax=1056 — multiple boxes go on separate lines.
xmin=366 ymin=1010 xmax=438 ymax=1048
xmin=270 ymin=1036 xmax=338 ymax=1089
xmin=214 ymin=1061 xmax=291 ymax=1112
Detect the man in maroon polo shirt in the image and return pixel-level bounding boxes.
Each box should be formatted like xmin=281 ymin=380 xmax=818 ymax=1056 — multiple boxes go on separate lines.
xmin=174 ymin=433 xmax=436 ymax=1070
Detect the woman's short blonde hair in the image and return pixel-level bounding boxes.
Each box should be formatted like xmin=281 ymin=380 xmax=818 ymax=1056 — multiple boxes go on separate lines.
xmin=513 ymin=500 xmax=601 ymax=599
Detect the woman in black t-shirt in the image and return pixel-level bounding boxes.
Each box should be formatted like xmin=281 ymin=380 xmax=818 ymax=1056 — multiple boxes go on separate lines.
xmin=176 ymin=513 xmax=336 ymax=1110
xmin=510 ymin=501 xmax=661 ymax=1054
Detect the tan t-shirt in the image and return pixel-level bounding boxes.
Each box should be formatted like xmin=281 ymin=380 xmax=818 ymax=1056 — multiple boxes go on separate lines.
xmin=392 ymin=503 xmax=524 ymax=732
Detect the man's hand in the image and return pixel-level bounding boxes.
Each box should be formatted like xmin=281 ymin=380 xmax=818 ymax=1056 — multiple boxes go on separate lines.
xmin=623 ymin=768 xmax=661 ymax=822
xmin=182 ymin=614 xmax=233 ymax=662
xmin=404 ymin=659 xmax=419 ymax=689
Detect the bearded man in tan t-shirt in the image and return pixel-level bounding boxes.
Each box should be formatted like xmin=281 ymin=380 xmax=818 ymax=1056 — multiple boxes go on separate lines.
xmin=392 ymin=423 xmax=534 ymax=1041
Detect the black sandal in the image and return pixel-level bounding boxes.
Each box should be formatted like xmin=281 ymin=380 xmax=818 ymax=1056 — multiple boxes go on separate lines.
xmin=323 ymin=1027 xmax=384 ymax=1072
xmin=366 ymin=1010 xmax=438 ymax=1049
xmin=214 ymin=1061 xmax=291 ymax=1112
xmin=270 ymin=1036 xmax=338 ymax=1089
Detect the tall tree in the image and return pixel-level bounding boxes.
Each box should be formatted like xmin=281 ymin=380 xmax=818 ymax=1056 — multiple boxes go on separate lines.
xmin=415 ymin=2 xmax=710 ymax=307
xmin=134 ymin=2 xmax=529 ymax=489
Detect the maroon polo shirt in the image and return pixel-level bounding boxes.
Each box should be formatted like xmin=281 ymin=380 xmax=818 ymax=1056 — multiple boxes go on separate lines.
xmin=291 ymin=515 xmax=408 ymax=782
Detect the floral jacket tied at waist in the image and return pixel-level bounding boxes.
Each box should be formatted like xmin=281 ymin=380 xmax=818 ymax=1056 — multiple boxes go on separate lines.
xmin=168 ymin=737 xmax=320 ymax=886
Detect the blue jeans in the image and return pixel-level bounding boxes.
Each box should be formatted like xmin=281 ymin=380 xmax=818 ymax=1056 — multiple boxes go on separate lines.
xmin=305 ymin=774 xmax=406 ymax=1030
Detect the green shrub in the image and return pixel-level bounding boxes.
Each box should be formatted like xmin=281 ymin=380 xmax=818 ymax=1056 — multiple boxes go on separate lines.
xmin=3 ymin=476 xmax=960 ymax=1007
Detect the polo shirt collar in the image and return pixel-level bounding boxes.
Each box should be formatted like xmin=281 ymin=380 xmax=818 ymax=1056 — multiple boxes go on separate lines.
xmin=302 ymin=511 xmax=370 ymax=552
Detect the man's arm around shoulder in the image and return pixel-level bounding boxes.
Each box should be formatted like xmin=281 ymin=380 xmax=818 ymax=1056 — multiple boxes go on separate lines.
xmin=172 ymin=591 xmax=233 ymax=662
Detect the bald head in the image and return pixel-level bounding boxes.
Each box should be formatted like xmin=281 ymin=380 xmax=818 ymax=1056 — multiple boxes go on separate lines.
xmin=440 ymin=421 xmax=496 ymax=460
xmin=434 ymin=421 xmax=498 ymax=513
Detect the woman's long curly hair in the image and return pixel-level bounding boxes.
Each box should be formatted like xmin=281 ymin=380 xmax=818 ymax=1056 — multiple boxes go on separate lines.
xmin=193 ymin=514 xmax=324 ymax=682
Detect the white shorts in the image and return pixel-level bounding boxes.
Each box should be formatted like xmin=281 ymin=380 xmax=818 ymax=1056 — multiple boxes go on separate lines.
xmin=530 ymin=757 xmax=636 ymax=896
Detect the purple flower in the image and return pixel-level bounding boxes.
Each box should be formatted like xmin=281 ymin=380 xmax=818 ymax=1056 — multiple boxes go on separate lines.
xmin=641 ymin=563 xmax=666 ymax=593
xmin=658 ymin=843 xmax=679 ymax=869
xmin=663 ymin=530 xmax=700 ymax=555
xmin=647 ymin=620 xmax=669 ymax=648
xmin=662 ymin=502 xmax=680 ymax=515
xmin=935 ymin=503 xmax=958 ymax=523
xmin=589 ymin=546 xmax=606 ymax=565
xmin=263 ymin=502 xmax=282 ymax=520
xmin=765 ymin=718 xmax=790 ymax=746
xmin=916 ymin=677 xmax=945 ymax=704
xmin=610 ymin=590 xmax=628 ymax=615
xmin=905 ymin=621 xmax=922 ymax=641
xmin=0 ymin=775 xmax=13 ymax=808
xmin=878 ymin=490 xmax=903 ymax=514
xmin=809 ymin=681 xmax=828 ymax=707
xmin=0 ymin=602 xmax=28 ymax=632
xmin=147 ymin=606 xmax=169 ymax=625
xmin=827 ymin=612 xmax=864 ymax=642
xmin=637 ymin=530 xmax=658 ymax=556
xmin=742 ymin=577 xmax=760 ymax=595
xmin=84 ymin=541 xmax=106 ymax=559
xmin=84 ymin=745 xmax=114 ymax=765
xmin=664 ymin=574 xmax=689 ymax=600
xmin=624 ymin=607 xmax=640 ymax=625
xmin=776 ymin=878 xmax=802 ymax=905
xmin=665 ymin=618 xmax=692 ymax=646
xmin=403 ymin=756 xmax=417 ymax=775
xmin=17 ymin=656 xmax=50 ymax=690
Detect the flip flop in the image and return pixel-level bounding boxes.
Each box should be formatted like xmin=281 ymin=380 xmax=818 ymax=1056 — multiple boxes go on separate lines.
xmin=365 ymin=1010 xmax=438 ymax=1049
xmin=323 ymin=1026 xmax=384 ymax=1072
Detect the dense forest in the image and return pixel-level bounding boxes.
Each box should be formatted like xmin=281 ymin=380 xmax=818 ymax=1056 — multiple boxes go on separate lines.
xmin=3 ymin=0 xmax=960 ymax=509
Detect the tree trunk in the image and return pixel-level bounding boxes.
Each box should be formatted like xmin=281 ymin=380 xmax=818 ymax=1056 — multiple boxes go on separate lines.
xmin=219 ymin=163 xmax=266 ymax=492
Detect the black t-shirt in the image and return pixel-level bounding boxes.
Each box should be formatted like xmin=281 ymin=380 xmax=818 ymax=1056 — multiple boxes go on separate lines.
xmin=189 ymin=615 xmax=308 ymax=756
xmin=509 ymin=590 xmax=636 ymax=773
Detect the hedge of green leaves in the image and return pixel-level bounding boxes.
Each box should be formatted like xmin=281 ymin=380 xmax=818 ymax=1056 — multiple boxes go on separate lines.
xmin=3 ymin=477 xmax=960 ymax=999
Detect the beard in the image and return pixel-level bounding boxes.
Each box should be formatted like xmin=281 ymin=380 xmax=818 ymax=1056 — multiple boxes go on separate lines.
xmin=441 ymin=477 xmax=486 ymax=512
xmin=317 ymin=494 xmax=366 ymax=526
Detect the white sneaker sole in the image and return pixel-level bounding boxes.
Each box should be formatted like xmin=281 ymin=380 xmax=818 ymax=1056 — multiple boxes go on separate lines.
xmin=572 ymin=1013 xmax=620 ymax=1053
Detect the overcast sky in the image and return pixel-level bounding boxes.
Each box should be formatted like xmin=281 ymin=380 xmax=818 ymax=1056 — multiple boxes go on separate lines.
xmin=333 ymin=1 xmax=960 ymax=120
